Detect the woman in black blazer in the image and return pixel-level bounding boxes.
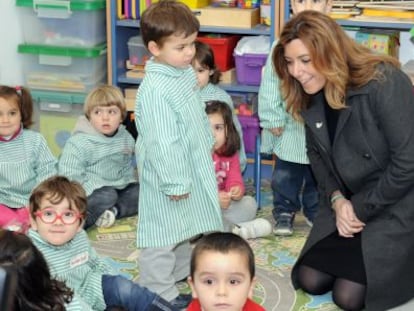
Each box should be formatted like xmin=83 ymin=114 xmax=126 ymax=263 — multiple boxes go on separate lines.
xmin=273 ymin=10 xmax=414 ymax=311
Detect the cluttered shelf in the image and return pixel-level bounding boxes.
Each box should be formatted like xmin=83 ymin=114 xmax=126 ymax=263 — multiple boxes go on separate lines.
xmin=116 ymin=18 xmax=271 ymax=35
xmin=118 ymin=74 xmax=261 ymax=93
xmin=337 ymin=19 xmax=413 ymax=31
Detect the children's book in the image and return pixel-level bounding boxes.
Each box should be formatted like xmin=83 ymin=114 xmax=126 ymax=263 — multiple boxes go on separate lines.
xmin=117 ymin=0 xmax=126 ymax=19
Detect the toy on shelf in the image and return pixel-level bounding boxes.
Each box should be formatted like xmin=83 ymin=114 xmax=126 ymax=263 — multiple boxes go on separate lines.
xmin=236 ymin=103 xmax=253 ymax=116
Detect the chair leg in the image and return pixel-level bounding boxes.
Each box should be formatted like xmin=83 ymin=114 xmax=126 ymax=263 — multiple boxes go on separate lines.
xmin=254 ymin=135 xmax=261 ymax=209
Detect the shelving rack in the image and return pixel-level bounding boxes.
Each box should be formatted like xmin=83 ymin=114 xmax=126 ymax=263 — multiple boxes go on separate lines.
xmin=106 ymin=0 xmax=279 ymax=93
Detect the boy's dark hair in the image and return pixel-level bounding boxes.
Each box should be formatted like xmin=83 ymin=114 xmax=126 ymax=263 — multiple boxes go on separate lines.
xmin=205 ymin=100 xmax=241 ymax=157
xmin=140 ymin=0 xmax=200 ymax=48
xmin=0 ymin=230 xmax=73 ymax=311
xmin=0 ymin=85 xmax=33 ymax=129
xmin=193 ymin=41 xmax=221 ymax=84
xmin=29 ymin=176 xmax=87 ymax=219
xmin=190 ymin=232 xmax=255 ymax=280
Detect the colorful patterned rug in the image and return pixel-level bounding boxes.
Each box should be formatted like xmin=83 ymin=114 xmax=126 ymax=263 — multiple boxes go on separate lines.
xmin=87 ymin=180 xmax=340 ymax=311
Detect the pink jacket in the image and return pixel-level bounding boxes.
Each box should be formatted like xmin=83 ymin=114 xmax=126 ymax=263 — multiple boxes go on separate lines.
xmin=213 ymin=152 xmax=245 ymax=195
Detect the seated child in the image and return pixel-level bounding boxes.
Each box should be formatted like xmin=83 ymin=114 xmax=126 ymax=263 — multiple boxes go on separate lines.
xmin=28 ymin=175 xmax=178 ymax=311
xmin=58 ymin=85 xmax=139 ymax=229
xmin=0 ymin=229 xmax=74 ymax=311
xmin=206 ymin=100 xmax=272 ymax=239
xmin=193 ymin=41 xmax=247 ymax=171
xmin=0 ymin=85 xmax=56 ymax=233
xmin=187 ymin=232 xmax=265 ymax=311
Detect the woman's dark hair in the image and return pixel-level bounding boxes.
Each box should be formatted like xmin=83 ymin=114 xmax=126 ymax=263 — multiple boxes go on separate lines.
xmin=193 ymin=41 xmax=222 ymax=84
xmin=0 ymin=230 xmax=73 ymax=311
xmin=205 ymin=100 xmax=240 ymax=157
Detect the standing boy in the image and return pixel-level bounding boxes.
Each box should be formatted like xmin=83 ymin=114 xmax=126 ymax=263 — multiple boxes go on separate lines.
xmin=258 ymin=0 xmax=333 ymax=236
xmin=135 ymin=1 xmax=223 ymax=308
xmin=188 ymin=232 xmax=264 ymax=311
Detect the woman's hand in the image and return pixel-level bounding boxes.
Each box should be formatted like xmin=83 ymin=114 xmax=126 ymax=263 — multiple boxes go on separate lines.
xmin=229 ymin=186 xmax=243 ymax=201
xmin=219 ymin=191 xmax=231 ymax=209
xmin=332 ymin=197 xmax=365 ymax=238
xmin=270 ymin=127 xmax=284 ymax=136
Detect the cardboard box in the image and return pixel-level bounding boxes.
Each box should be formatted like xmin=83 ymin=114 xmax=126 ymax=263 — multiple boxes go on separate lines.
xmin=124 ymin=88 xmax=138 ymax=111
xmin=220 ymin=68 xmax=236 ymax=84
xmin=355 ymin=30 xmax=400 ymax=58
xmin=193 ymin=7 xmax=260 ymax=28
xmin=124 ymin=87 xmax=138 ymax=99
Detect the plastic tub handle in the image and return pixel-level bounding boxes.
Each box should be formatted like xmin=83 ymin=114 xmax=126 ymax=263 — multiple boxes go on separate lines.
xmin=33 ymin=0 xmax=72 ymax=18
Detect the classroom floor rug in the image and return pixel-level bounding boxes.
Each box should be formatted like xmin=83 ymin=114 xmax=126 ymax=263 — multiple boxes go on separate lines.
xmin=87 ymin=180 xmax=341 ymax=311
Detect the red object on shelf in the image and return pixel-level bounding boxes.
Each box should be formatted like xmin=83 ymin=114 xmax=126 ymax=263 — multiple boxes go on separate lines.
xmin=197 ymin=35 xmax=241 ymax=72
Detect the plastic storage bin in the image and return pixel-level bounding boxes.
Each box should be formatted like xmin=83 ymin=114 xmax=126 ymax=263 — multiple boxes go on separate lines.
xmin=234 ymin=53 xmax=267 ymax=86
xmin=197 ymin=35 xmax=240 ymax=72
xmin=31 ymin=90 xmax=85 ymax=156
xmin=18 ymin=44 xmax=107 ymax=93
xmin=237 ymin=115 xmax=260 ymax=154
xmin=16 ymin=0 xmax=106 ymax=47
xmin=127 ymin=36 xmax=151 ymax=65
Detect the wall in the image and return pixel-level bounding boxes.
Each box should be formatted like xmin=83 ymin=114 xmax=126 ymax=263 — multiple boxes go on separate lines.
xmin=0 ymin=0 xmax=24 ymax=85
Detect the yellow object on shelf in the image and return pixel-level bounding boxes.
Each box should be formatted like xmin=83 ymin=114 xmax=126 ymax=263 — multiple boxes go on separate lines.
xmin=363 ymin=8 xmax=414 ymax=19
xmin=178 ymin=0 xmax=210 ymax=8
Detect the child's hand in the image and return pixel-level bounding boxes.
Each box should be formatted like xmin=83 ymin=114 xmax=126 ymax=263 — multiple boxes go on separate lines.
xmin=229 ymin=186 xmax=243 ymax=201
xmin=219 ymin=191 xmax=231 ymax=209
xmin=169 ymin=193 xmax=189 ymax=201
xmin=270 ymin=127 xmax=284 ymax=136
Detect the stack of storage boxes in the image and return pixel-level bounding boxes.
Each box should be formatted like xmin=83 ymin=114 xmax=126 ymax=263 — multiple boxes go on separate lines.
xmin=16 ymin=0 xmax=107 ymax=155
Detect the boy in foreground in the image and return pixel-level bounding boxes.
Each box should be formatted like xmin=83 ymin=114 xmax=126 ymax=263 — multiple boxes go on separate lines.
xmin=188 ymin=232 xmax=265 ymax=311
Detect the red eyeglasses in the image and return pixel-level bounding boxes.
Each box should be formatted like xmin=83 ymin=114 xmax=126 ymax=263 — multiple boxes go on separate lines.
xmin=34 ymin=209 xmax=81 ymax=225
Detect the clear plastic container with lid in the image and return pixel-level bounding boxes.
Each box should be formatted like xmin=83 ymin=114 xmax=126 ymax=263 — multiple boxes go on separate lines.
xmin=16 ymin=0 xmax=106 ymax=47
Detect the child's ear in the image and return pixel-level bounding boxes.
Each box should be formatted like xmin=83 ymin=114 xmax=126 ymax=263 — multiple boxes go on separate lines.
xmin=29 ymin=216 xmax=38 ymax=231
xmin=77 ymin=219 xmax=86 ymax=232
xmin=248 ymin=276 xmax=257 ymax=299
xmin=147 ymin=41 xmax=160 ymax=57
xmin=209 ymin=69 xmax=214 ymax=76
xmin=187 ymin=276 xmax=198 ymax=299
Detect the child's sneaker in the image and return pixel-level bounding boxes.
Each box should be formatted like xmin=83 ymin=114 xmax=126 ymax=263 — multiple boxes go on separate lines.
xmin=274 ymin=212 xmax=295 ymax=236
xmin=95 ymin=209 xmax=116 ymax=228
xmin=169 ymin=293 xmax=192 ymax=309
xmin=232 ymin=218 xmax=273 ymax=240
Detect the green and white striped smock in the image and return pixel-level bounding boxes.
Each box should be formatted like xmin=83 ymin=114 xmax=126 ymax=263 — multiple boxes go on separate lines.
xmin=258 ymin=41 xmax=309 ymax=164
xmin=135 ymin=60 xmax=223 ymax=248
xmin=58 ymin=116 xmax=137 ymax=196
xmin=0 ymin=129 xmax=56 ymax=207
xmin=199 ymin=83 xmax=247 ymax=171
xmin=28 ymin=229 xmax=114 ymax=311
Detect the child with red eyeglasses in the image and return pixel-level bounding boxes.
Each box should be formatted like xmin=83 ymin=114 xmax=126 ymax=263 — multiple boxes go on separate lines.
xmin=27 ymin=175 xmax=178 ymax=311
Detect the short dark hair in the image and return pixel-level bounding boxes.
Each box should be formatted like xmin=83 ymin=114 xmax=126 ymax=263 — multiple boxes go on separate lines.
xmin=0 ymin=230 xmax=73 ymax=310
xmin=140 ymin=0 xmax=200 ymax=48
xmin=190 ymin=232 xmax=255 ymax=280
xmin=193 ymin=41 xmax=221 ymax=84
xmin=205 ymin=100 xmax=241 ymax=157
xmin=29 ymin=176 xmax=87 ymax=219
